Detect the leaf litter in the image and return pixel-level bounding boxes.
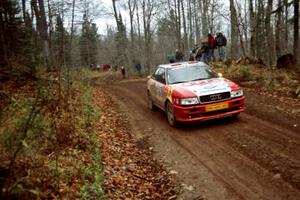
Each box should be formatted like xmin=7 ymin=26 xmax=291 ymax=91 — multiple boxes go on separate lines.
xmin=91 ymin=87 xmax=178 ymax=199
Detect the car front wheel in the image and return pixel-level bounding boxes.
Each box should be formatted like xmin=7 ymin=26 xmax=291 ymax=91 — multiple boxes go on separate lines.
xmin=166 ymin=102 xmax=177 ymax=126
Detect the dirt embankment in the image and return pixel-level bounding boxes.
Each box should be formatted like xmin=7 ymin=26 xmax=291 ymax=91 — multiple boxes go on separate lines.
xmin=102 ymin=79 xmax=300 ymax=200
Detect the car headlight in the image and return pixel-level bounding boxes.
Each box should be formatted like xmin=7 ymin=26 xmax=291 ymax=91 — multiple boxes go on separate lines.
xmin=180 ymin=97 xmax=199 ymax=105
xmin=231 ymin=89 xmax=243 ymax=98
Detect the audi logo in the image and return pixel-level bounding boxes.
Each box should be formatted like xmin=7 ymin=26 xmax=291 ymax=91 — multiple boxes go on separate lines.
xmin=209 ymin=94 xmax=222 ymax=101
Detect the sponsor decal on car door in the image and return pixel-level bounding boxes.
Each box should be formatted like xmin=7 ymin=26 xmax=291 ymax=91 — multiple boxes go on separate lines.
xmin=156 ymin=83 xmax=167 ymax=107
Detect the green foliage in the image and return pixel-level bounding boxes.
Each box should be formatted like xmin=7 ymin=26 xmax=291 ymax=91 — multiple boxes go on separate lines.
xmin=52 ymin=15 xmax=72 ymax=67
xmin=238 ymin=66 xmax=251 ymax=81
xmin=0 ymin=96 xmax=46 ymax=155
xmin=114 ymin=14 xmax=127 ymax=66
xmin=79 ymin=82 xmax=105 ymax=200
xmin=80 ymin=15 xmax=100 ymax=66
xmin=0 ymin=0 xmax=38 ymax=74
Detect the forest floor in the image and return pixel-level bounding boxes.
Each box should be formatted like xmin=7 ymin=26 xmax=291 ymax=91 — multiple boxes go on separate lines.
xmin=0 ymin=71 xmax=178 ymax=199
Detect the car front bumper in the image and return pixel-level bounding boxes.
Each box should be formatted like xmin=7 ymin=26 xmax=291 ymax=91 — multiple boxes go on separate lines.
xmin=173 ymin=97 xmax=245 ymax=122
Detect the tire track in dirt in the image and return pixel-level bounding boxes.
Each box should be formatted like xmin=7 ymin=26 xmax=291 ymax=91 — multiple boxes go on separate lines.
xmin=104 ymin=80 xmax=300 ymax=200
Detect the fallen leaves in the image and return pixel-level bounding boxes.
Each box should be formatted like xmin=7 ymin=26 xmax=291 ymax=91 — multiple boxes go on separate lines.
xmin=91 ymin=87 xmax=178 ymax=200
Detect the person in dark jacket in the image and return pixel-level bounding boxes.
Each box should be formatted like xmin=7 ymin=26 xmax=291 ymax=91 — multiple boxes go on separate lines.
xmin=135 ymin=63 xmax=142 ymax=75
xmin=175 ymin=49 xmax=184 ymax=62
xmin=121 ymin=66 xmax=126 ymax=78
xmin=215 ymin=32 xmax=227 ymax=61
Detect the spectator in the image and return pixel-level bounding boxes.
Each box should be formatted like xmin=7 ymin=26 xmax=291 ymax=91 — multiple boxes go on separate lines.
xmin=121 ymin=66 xmax=126 ymax=78
xmin=195 ymin=38 xmax=209 ymax=63
xmin=167 ymin=51 xmax=175 ymax=63
xmin=189 ymin=50 xmax=195 ymax=61
xmin=175 ymin=49 xmax=184 ymax=62
xmin=189 ymin=45 xmax=199 ymax=61
xmin=215 ymin=32 xmax=227 ymax=61
xmin=207 ymin=33 xmax=216 ymax=62
xmin=135 ymin=63 xmax=142 ymax=75
xmin=103 ymin=64 xmax=111 ymax=71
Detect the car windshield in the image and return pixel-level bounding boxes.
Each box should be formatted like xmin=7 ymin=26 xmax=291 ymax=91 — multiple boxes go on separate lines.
xmin=167 ymin=64 xmax=218 ymax=84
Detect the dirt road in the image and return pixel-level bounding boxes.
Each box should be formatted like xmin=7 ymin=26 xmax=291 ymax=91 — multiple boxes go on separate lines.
xmin=104 ymin=79 xmax=300 ymax=200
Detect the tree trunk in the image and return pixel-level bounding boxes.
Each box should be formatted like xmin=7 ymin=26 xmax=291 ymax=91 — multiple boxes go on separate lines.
xmin=181 ymin=0 xmax=188 ymax=51
xmin=136 ymin=2 xmax=141 ymax=40
xmin=265 ymin=0 xmax=275 ymax=66
xmin=194 ymin=0 xmax=200 ymax=42
xmin=38 ymin=0 xmax=50 ymax=69
xmin=175 ymin=0 xmax=181 ymax=49
xmin=128 ymin=0 xmax=136 ymax=65
xmin=284 ymin=0 xmax=289 ymax=51
xmin=142 ymin=0 xmax=154 ymax=74
xmin=128 ymin=0 xmax=136 ymax=44
xmin=200 ymin=0 xmax=209 ymax=36
xmin=0 ymin=1 xmax=8 ymax=65
xmin=294 ymin=0 xmax=299 ymax=64
xmin=230 ymin=0 xmax=239 ymax=59
xmin=70 ymin=0 xmax=76 ymax=46
xmin=142 ymin=0 xmax=150 ymax=73
xmin=275 ymin=0 xmax=283 ymax=58
xmin=47 ymin=0 xmax=53 ymax=66
xmin=188 ymin=0 xmax=193 ymax=47
xmin=256 ymin=0 xmax=265 ymax=60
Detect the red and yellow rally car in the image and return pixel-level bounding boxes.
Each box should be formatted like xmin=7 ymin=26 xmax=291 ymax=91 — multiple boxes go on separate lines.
xmin=147 ymin=61 xmax=245 ymax=126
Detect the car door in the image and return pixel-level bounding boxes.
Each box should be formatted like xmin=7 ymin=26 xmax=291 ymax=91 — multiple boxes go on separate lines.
xmin=148 ymin=67 xmax=160 ymax=104
xmin=153 ymin=67 xmax=167 ymax=108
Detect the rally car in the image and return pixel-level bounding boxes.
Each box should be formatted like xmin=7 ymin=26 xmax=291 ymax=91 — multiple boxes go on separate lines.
xmin=147 ymin=61 xmax=245 ymax=126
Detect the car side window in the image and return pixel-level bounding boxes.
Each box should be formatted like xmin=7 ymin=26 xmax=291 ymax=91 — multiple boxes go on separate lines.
xmin=153 ymin=68 xmax=166 ymax=84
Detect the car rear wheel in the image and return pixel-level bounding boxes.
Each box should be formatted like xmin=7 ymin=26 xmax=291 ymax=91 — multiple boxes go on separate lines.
xmin=166 ymin=102 xmax=177 ymax=126
xmin=148 ymin=92 xmax=156 ymax=110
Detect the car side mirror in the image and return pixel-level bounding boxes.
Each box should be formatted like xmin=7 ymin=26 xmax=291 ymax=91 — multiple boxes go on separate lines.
xmin=218 ymin=73 xmax=223 ymax=78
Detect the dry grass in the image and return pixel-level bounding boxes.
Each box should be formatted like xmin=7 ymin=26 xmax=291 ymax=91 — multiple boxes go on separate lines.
xmin=212 ymin=62 xmax=300 ymax=98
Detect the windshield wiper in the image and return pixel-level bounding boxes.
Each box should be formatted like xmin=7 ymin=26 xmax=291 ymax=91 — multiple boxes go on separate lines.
xmin=170 ymin=81 xmax=186 ymax=84
xmin=190 ymin=78 xmax=210 ymax=81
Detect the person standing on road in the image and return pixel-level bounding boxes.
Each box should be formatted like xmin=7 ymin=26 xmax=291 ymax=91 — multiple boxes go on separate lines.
xmin=215 ymin=32 xmax=227 ymax=61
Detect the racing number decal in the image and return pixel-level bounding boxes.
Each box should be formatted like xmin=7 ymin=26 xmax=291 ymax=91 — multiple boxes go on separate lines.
xmin=156 ymin=83 xmax=164 ymax=105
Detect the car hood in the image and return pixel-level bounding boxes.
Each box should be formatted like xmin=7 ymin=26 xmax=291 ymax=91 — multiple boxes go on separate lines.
xmin=171 ymin=78 xmax=240 ymax=97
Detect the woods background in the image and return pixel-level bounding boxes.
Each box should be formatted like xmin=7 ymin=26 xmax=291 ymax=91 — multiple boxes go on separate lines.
xmin=0 ymin=0 xmax=299 ymax=76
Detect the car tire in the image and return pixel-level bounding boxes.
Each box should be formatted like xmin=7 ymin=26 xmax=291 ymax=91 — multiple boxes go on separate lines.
xmin=148 ymin=91 xmax=156 ymax=111
xmin=166 ymin=101 xmax=177 ymax=127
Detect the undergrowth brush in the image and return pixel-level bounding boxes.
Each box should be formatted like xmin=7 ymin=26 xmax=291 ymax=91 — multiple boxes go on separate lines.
xmin=0 ymin=68 xmax=105 ymax=199
xmin=214 ymin=63 xmax=300 ymax=98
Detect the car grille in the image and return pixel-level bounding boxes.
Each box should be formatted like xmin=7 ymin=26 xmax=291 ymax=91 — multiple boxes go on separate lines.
xmin=199 ymin=92 xmax=230 ymax=103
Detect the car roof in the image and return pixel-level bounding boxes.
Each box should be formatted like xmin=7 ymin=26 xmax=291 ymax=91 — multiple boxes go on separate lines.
xmin=158 ymin=61 xmax=208 ymax=69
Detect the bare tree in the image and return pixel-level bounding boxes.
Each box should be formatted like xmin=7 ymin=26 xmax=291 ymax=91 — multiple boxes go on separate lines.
xmin=230 ymin=0 xmax=239 ymax=59
xmin=36 ymin=0 xmax=51 ymax=69
xmin=142 ymin=0 xmax=157 ymax=73
xmin=265 ymin=0 xmax=275 ymax=66
xmin=293 ymin=0 xmax=299 ymax=64
xmin=181 ymin=0 xmax=188 ymax=51
xmin=275 ymin=0 xmax=283 ymax=58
